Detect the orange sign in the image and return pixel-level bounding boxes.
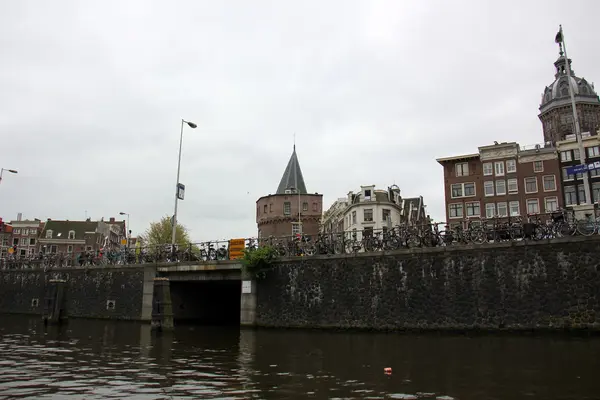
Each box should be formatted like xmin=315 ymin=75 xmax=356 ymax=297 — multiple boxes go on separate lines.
xmin=229 ymin=238 xmax=246 ymax=260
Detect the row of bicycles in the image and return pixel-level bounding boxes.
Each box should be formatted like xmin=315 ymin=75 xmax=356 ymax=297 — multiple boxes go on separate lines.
xmin=1 ymin=209 xmax=598 ymax=268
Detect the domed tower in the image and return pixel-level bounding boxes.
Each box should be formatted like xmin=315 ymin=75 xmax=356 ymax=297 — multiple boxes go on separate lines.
xmin=539 ymin=49 xmax=600 ymax=144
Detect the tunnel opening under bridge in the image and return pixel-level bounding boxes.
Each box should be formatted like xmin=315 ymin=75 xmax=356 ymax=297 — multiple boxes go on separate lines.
xmin=169 ymin=280 xmax=242 ymax=326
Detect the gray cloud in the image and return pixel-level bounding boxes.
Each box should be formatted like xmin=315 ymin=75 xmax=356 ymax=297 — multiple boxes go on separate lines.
xmin=1 ymin=0 xmax=599 ymax=241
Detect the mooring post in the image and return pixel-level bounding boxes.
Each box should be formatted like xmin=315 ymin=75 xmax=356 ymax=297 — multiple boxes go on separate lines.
xmin=151 ymin=277 xmax=174 ymax=331
xmin=43 ymin=279 xmax=68 ymax=325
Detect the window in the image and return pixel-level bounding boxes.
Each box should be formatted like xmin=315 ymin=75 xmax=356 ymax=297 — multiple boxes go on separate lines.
xmin=578 ymin=185 xmax=587 ymax=204
xmin=485 ymin=203 xmax=495 ymax=218
xmin=263 ymin=205 xmax=267 ymax=213
xmin=22 ymin=229 xmax=28 ymax=235
xmin=464 ymin=183 xmax=475 ymax=196
xmin=593 ymin=182 xmax=600 ymax=203
xmin=67 ymin=245 xmax=73 ymax=253
xmin=21 ymin=238 xmax=27 ymax=246
xmin=283 ymin=202 xmax=291 ymax=215
xmin=525 ymin=177 xmax=538 ymax=193
xmin=292 ymin=223 xmax=301 ymax=235
xmin=564 ymin=186 xmax=577 ymax=205
xmin=45 ymin=230 xmax=53 ymax=239
xmin=303 ymin=202 xmax=308 ymax=211
xmin=382 ymin=209 xmax=391 ymax=222
xmin=29 ymin=238 xmax=35 ymax=246
xmin=364 ymin=189 xmax=372 ymax=200
xmin=591 ymin=169 xmax=600 ymax=177
xmin=509 ymin=201 xmax=520 ymax=216
xmin=543 ymin=175 xmax=556 ymax=192
xmin=495 ymin=161 xmax=505 ymax=176
xmin=12 ymin=238 xmax=18 ymax=246
xmin=20 ymin=249 xmax=26 ymax=257
xmin=451 ymin=184 xmax=463 ymax=198
xmin=484 ymin=181 xmax=494 ymax=196
xmin=496 ymin=202 xmax=508 ymax=217
xmin=527 ymin=199 xmax=540 ymax=214
xmin=455 ymin=163 xmax=469 ymax=177
xmin=545 ymin=197 xmax=559 ymax=212
xmin=533 ymin=160 xmax=544 ymax=173
xmin=561 ymin=151 xmax=572 ymax=162
xmin=507 ymin=178 xmax=518 ymax=194
xmin=506 ymin=159 xmax=516 ymax=173
xmin=588 ymin=146 xmax=600 ymax=157
xmin=14 ymin=229 xmax=20 ymax=234
xmin=363 ymin=209 xmax=373 ymax=222
xmin=50 ymin=245 xmax=57 ymax=254
xmin=352 ymin=211 xmax=357 ymax=225
xmin=574 ymin=149 xmax=580 ymax=160
xmin=562 ymin=167 xmax=574 ymax=181
xmin=466 ymin=202 xmax=480 ymax=217
xmin=495 ymin=180 xmax=506 ymax=195
xmin=483 ymin=163 xmax=493 ymax=176
xmin=449 ymin=203 xmax=463 ymax=218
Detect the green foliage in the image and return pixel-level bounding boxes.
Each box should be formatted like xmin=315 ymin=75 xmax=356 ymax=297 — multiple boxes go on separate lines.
xmin=140 ymin=215 xmax=193 ymax=248
xmin=242 ymin=245 xmax=278 ymax=279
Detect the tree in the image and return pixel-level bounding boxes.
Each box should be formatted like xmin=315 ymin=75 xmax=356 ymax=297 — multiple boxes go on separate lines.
xmin=141 ymin=216 xmax=193 ymax=248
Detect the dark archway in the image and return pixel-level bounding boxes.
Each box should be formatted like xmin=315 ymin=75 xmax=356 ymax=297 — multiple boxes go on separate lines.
xmin=169 ymin=280 xmax=241 ymax=326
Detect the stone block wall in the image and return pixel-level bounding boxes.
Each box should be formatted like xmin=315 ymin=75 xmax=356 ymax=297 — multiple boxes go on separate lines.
xmin=0 ymin=266 xmax=147 ymax=320
xmin=255 ymin=237 xmax=600 ymax=331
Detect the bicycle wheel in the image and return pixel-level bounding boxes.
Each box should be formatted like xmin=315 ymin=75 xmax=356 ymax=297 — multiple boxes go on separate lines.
xmin=576 ymin=220 xmax=596 ymax=236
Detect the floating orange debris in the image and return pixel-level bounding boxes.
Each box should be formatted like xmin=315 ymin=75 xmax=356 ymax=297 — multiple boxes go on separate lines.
xmin=384 ymin=367 xmax=392 ymax=374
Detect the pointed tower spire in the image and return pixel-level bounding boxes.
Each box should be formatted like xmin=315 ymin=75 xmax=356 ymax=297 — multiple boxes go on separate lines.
xmin=276 ymin=146 xmax=307 ymax=194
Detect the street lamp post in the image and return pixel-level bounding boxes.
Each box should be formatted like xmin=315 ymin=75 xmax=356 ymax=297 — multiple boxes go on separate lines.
xmin=556 ymin=25 xmax=592 ymax=206
xmin=119 ymin=212 xmax=130 ymax=247
xmin=172 ymin=119 xmax=197 ymax=245
xmin=0 ymin=168 xmax=18 ymax=185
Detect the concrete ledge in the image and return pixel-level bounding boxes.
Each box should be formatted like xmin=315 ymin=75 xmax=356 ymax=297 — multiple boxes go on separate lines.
xmin=157 ymin=262 xmax=242 ymax=273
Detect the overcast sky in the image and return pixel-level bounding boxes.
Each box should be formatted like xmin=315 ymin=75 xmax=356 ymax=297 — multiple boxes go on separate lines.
xmin=1 ymin=0 xmax=599 ymax=241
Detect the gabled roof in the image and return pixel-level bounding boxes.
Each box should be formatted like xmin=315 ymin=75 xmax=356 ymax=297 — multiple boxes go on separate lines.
xmin=41 ymin=220 xmax=99 ymax=240
xmin=276 ymin=145 xmax=308 ymax=194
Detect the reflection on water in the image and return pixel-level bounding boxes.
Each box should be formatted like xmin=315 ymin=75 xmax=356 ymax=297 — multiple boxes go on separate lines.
xmin=0 ymin=315 xmax=599 ymax=399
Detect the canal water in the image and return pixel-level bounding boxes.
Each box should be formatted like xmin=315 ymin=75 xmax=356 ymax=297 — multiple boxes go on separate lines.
xmin=0 ymin=315 xmax=598 ymax=399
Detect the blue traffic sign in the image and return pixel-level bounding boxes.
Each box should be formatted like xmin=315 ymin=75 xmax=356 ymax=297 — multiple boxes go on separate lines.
xmin=567 ymin=161 xmax=600 ymax=175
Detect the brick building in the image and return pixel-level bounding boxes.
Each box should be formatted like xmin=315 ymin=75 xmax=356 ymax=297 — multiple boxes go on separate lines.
xmin=8 ymin=218 xmax=43 ymax=258
xmin=437 ymin=142 xmax=562 ymax=227
xmin=38 ymin=219 xmax=106 ymax=256
xmin=0 ymin=220 xmax=13 ymax=258
xmin=256 ymin=145 xmax=323 ymax=237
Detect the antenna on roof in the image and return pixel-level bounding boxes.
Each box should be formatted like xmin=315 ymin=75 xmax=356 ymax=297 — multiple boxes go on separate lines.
xmin=293 ymin=132 xmax=296 ymax=151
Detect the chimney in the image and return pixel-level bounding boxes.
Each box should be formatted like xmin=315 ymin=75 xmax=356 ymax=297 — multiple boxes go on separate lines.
xmin=109 ymin=217 xmax=115 ymax=223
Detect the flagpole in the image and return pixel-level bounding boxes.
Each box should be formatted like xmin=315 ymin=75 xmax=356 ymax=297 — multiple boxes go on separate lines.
xmin=558 ymin=25 xmax=592 ymax=205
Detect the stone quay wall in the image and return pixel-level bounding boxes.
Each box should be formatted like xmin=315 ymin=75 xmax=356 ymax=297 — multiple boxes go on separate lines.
xmin=0 ymin=265 xmax=155 ymax=320
xmin=255 ymin=236 xmax=600 ymax=331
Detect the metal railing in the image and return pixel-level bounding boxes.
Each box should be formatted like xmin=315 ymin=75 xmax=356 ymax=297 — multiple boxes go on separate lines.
xmin=2 ymin=209 xmax=600 ymax=270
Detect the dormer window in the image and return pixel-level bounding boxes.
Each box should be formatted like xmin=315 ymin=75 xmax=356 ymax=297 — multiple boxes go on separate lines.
xmin=46 ymin=230 xmax=53 ymax=239
xmin=68 ymin=230 xmax=76 ymax=240
xmin=364 ymin=189 xmax=372 ymax=200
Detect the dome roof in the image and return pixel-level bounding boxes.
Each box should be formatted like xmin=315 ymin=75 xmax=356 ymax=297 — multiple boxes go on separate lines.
xmin=540 ymin=54 xmax=599 ymax=110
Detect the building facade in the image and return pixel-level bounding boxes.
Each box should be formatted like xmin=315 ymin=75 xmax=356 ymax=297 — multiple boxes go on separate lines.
xmin=322 ymin=184 xmax=429 ymax=239
xmin=437 ymin=141 xmax=563 ymax=227
xmin=8 ymin=219 xmax=43 ymax=258
xmin=256 ymin=146 xmax=323 ymax=237
xmin=539 ymin=47 xmax=600 ymax=145
xmin=38 ymin=219 xmax=106 ymax=257
xmin=556 ymin=133 xmax=600 ymax=206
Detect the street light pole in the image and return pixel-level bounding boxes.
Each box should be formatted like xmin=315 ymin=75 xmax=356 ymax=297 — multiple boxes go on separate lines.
xmin=557 ymin=25 xmax=592 ymax=205
xmin=172 ymin=119 xmax=197 ymax=245
xmin=119 ymin=212 xmax=130 ymax=247
xmin=0 ymin=168 xmax=18 ymax=185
